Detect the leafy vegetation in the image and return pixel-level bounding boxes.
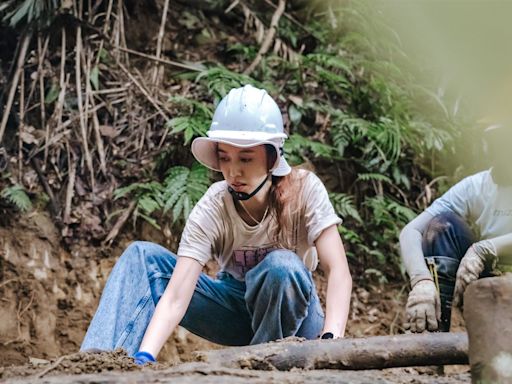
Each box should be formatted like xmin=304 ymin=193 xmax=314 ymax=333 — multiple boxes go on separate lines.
xmin=0 ymin=0 xmax=60 ymax=28
xmin=113 ymin=163 xmax=210 ymax=229
xmin=0 ymin=0 xmax=469 ymax=280
xmin=1 ymin=184 xmax=32 ymax=212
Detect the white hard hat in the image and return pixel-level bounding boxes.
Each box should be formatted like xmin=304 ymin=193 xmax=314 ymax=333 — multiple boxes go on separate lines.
xmin=191 ymin=84 xmax=291 ymax=176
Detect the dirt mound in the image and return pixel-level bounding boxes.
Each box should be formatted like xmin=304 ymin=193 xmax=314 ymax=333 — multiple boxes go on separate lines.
xmin=0 ymin=349 xmax=150 ymax=380
xmin=0 ymin=211 xmax=219 ymax=368
xmin=0 ymin=211 xmax=468 ymax=384
xmin=2 ymin=361 xmax=471 ymax=384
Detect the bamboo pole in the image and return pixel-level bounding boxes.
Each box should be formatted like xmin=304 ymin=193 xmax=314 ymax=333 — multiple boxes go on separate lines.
xmin=0 ymin=33 xmax=31 ymax=144
xmin=151 ymin=0 xmax=171 ymax=89
xmin=75 ymin=16 xmax=96 ymax=191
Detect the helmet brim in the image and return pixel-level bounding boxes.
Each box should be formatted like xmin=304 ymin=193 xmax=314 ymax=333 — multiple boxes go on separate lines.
xmin=191 ymin=137 xmax=291 ymax=176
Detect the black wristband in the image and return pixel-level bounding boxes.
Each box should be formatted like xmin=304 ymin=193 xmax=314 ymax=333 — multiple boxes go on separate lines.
xmin=321 ymin=332 xmax=334 ymax=339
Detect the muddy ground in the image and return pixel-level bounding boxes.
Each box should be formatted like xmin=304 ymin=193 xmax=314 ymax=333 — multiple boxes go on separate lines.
xmin=0 ymin=211 xmax=471 ymax=383
xmin=0 ymin=348 xmax=471 ymax=384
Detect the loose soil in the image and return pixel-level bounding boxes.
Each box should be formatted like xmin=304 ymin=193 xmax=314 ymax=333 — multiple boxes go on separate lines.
xmin=0 ymin=211 xmax=470 ymax=383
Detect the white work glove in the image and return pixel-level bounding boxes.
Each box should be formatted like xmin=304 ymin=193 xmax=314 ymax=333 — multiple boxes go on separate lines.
xmin=404 ymin=279 xmax=441 ymax=332
xmin=452 ymin=240 xmax=497 ymax=308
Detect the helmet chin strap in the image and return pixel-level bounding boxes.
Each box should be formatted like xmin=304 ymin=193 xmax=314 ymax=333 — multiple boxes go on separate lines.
xmin=228 ymin=174 xmax=270 ymax=201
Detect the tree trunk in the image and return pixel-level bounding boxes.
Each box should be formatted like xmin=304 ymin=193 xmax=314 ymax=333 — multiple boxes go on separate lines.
xmin=197 ymin=332 xmax=468 ymax=371
xmin=464 ymin=275 xmax=512 ymax=383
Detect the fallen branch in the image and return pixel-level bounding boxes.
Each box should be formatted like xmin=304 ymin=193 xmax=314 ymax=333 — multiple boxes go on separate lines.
xmin=36 ymin=354 xmax=70 ymax=379
xmin=103 ymin=200 xmax=137 ymax=245
xmin=115 ymin=46 xmax=204 ymax=72
xmin=31 ymin=157 xmax=61 ymax=224
xmin=197 ymin=332 xmax=469 ymax=371
xmin=243 ymin=0 xmax=286 ymax=75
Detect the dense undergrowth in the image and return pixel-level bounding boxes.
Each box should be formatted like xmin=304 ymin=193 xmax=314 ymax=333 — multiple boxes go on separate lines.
xmin=0 ymin=0 xmax=474 ymax=283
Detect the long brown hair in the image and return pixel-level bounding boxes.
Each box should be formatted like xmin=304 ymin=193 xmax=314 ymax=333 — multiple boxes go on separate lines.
xmin=265 ymin=145 xmax=305 ymax=249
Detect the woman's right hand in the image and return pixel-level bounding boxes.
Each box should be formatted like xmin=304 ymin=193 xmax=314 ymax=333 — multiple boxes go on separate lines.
xmin=133 ymin=351 xmax=156 ymax=365
xmin=138 ymin=257 xmax=203 ymax=359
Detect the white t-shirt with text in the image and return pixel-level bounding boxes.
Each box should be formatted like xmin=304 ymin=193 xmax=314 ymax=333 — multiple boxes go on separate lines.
xmin=177 ymin=170 xmax=342 ymax=281
xmin=426 ymin=170 xmax=512 ymax=240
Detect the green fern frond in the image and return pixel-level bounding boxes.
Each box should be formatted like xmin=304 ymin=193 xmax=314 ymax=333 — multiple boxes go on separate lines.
xmin=357 ymin=173 xmax=392 ymax=184
xmin=1 ymin=0 xmax=59 ymax=28
xmin=1 ymin=184 xmax=32 ymax=212
xmin=113 ymin=182 xmax=161 ymax=200
xmin=114 ymin=181 xmax=163 ymax=228
xmin=167 ymin=96 xmax=213 ymax=145
xmin=328 ymin=111 xmax=369 ymax=156
xmin=196 ymin=66 xmax=262 ymax=100
xmin=365 ymin=196 xmax=415 ymax=227
xmin=305 ymin=53 xmax=353 ymax=76
xmin=329 ymin=192 xmax=362 ymax=223
xmin=162 ymin=163 xmax=210 ymax=223
xmin=367 ymin=117 xmax=402 ymax=163
xmin=284 ymin=133 xmax=336 ymax=165
xmin=409 ymin=121 xmax=453 ymax=152
xmin=386 ymin=200 xmax=416 ymax=222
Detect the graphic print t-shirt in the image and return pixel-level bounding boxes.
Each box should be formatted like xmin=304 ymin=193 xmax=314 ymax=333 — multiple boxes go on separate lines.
xmin=177 ymin=169 xmax=342 ymax=281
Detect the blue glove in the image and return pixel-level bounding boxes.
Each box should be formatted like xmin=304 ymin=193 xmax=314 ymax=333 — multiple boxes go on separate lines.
xmin=133 ymin=351 xmax=156 ymax=365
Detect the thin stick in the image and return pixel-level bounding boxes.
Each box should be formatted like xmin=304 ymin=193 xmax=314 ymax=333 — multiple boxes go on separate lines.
xmin=103 ymin=200 xmax=136 ymax=245
xmin=18 ymin=68 xmax=24 ymax=183
xmin=94 ymin=0 xmax=114 ymax=67
xmin=243 ymin=0 xmax=286 ymax=75
xmin=0 ymin=32 xmax=31 ymax=144
xmin=116 ymin=59 xmax=170 ymax=122
xmin=75 ymin=19 xmax=96 ymax=191
xmin=45 ymin=28 xmax=67 ymax=168
xmin=89 ymin=94 xmax=107 ymax=176
xmin=26 ymin=35 xmax=49 ymax=110
xmin=16 ymin=291 xmax=35 ymax=340
xmin=33 ymin=99 xmax=107 ymax=161
xmin=115 ymin=45 xmax=203 ymax=71
xmin=137 ymin=120 xmax=147 ymax=158
xmin=263 ymin=0 xmax=313 ymax=36
xmin=151 ymin=0 xmax=170 ymax=89
xmin=113 ymin=0 xmax=120 ymax=62
xmin=38 ymin=36 xmax=48 ymax=145
xmin=31 ymin=158 xmax=61 ymax=221
xmin=91 ymin=86 xmax=127 ymax=95
xmin=36 ymin=355 xmax=70 ymax=379
xmin=118 ymin=0 xmax=128 ymax=63
xmin=0 ymin=278 xmax=19 ymax=289
xmin=63 ymin=141 xmax=76 ymax=224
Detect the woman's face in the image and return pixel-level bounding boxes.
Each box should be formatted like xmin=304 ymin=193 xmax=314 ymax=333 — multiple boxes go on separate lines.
xmin=217 ymin=143 xmax=269 ymax=193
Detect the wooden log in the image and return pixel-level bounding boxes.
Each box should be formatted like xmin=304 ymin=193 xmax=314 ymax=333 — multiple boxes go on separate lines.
xmin=197 ymin=332 xmax=468 ymax=371
xmin=464 ymin=275 xmax=512 ymax=383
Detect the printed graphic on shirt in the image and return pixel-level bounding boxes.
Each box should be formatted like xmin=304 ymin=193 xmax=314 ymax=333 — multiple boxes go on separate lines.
xmin=494 ymin=209 xmax=512 ymax=217
xmin=232 ymin=244 xmax=278 ymax=276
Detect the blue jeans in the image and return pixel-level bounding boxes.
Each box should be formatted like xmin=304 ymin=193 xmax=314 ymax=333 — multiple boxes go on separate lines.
xmin=422 ymin=212 xmax=475 ymax=331
xmin=80 ymin=242 xmax=325 ymax=355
